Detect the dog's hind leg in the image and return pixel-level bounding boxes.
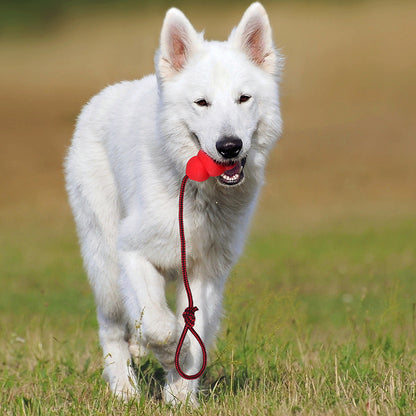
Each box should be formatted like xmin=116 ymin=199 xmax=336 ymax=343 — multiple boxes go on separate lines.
xmin=65 ymin=136 xmax=138 ymax=399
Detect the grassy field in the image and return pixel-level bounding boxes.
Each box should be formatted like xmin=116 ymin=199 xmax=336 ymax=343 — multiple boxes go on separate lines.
xmin=1 ymin=1 xmax=416 ymax=414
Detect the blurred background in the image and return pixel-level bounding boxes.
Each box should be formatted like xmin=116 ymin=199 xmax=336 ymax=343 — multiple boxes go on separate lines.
xmin=1 ymin=0 xmax=415 ymax=225
xmin=0 ymin=0 xmax=415 ymax=325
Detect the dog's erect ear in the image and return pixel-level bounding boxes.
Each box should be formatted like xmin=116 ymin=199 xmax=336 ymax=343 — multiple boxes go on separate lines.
xmin=229 ymin=2 xmax=280 ymax=77
xmin=157 ymin=8 xmax=202 ymax=81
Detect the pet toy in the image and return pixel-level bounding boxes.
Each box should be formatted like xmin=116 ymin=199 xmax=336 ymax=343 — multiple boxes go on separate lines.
xmin=175 ymin=150 xmax=236 ymax=379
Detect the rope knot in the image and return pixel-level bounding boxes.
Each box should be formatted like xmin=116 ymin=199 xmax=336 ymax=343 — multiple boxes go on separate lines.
xmin=182 ymin=306 xmax=198 ymax=327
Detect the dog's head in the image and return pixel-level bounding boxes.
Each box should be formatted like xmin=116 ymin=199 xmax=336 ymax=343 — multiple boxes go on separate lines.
xmin=155 ymin=2 xmax=283 ymax=186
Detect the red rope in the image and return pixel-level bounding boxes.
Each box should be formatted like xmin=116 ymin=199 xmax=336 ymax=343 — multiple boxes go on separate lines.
xmin=174 ymin=175 xmax=207 ymax=380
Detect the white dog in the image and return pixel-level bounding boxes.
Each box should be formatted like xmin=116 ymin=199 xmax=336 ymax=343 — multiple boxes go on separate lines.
xmin=65 ymin=2 xmax=282 ymax=405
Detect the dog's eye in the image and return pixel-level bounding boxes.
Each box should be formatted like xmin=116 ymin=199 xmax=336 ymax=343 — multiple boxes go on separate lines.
xmin=194 ymin=99 xmax=209 ymax=107
xmin=238 ymin=95 xmax=251 ymax=104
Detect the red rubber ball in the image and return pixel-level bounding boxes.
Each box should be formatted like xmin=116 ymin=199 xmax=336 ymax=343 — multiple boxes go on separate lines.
xmin=197 ymin=150 xmax=227 ymax=177
xmin=186 ymin=155 xmax=210 ymax=182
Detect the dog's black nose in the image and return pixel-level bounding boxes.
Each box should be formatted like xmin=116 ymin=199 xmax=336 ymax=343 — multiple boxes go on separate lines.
xmin=216 ymin=136 xmax=243 ymax=159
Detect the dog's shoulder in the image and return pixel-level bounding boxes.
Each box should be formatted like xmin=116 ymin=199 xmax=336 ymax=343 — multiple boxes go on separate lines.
xmin=76 ymin=75 xmax=158 ymax=135
xmin=85 ymin=75 xmax=157 ymax=114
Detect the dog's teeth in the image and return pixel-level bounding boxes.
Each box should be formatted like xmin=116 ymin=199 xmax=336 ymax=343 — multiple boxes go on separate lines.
xmin=221 ymin=172 xmax=240 ymax=183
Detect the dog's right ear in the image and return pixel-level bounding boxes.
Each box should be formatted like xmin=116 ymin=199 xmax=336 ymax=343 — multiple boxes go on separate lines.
xmin=157 ymin=8 xmax=202 ymax=81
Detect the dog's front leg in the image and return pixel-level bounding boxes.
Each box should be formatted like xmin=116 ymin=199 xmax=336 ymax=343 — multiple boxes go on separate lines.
xmin=118 ymin=250 xmax=185 ymax=369
xmin=163 ymin=273 xmax=226 ymax=406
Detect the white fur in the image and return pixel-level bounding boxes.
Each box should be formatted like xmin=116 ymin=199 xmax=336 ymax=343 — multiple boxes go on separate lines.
xmin=65 ymin=2 xmax=282 ymax=405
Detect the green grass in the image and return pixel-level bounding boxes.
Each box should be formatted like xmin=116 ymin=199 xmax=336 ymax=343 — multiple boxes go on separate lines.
xmin=1 ymin=213 xmax=416 ymax=415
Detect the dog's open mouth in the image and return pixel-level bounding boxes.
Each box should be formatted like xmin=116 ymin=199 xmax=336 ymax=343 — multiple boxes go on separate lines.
xmin=218 ymin=157 xmax=247 ymax=186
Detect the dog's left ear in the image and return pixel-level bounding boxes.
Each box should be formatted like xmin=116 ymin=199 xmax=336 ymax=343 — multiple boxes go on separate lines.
xmin=229 ymin=2 xmax=280 ymax=77
xmin=157 ymin=8 xmax=202 ymax=81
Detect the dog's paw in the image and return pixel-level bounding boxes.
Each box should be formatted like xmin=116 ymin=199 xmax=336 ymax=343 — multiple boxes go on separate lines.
xmin=145 ymin=316 xmax=188 ymax=369
xmin=103 ymin=360 xmax=139 ymax=401
xmin=163 ymin=379 xmax=198 ymax=408
xmin=150 ymin=331 xmax=190 ymax=370
xmin=112 ymin=384 xmax=140 ymax=402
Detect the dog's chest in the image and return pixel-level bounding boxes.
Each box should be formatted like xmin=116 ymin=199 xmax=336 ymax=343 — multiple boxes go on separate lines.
xmin=138 ymin=192 xmax=239 ymax=275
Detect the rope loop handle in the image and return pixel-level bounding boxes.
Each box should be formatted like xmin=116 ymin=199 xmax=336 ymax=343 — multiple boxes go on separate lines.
xmin=175 ymin=175 xmax=207 ymax=380
xmin=175 ymin=306 xmax=207 ymax=380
